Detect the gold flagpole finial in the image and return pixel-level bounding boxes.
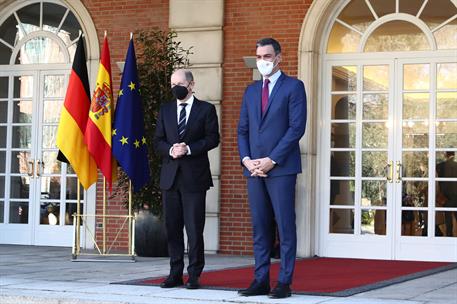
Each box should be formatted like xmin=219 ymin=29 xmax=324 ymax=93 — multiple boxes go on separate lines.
xmin=130 ymin=32 xmax=133 ymax=40
xmin=104 ymin=30 xmax=107 ymax=38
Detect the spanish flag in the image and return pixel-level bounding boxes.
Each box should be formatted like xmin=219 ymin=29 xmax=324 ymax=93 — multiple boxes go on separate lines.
xmin=85 ymin=34 xmax=117 ymax=187
xmin=56 ymin=38 xmax=98 ymax=190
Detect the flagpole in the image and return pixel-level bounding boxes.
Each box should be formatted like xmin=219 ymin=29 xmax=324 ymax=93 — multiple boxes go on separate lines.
xmin=128 ymin=180 xmax=132 ymax=256
xmin=76 ymin=178 xmax=81 ymax=255
xmin=103 ymin=177 xmax=106 ymax=254
xmin=132 ymin=216 xmax=136 ymax=260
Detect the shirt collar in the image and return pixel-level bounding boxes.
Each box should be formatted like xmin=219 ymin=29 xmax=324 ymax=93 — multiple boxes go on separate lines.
xmin=264 ymin=70 xmax=281 ymax=85
xmin=177 ymin=95 xmax=194 ymax=107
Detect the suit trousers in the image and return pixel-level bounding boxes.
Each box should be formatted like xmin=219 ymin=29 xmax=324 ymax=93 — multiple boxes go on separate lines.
xmin=162 ymin=168 xmax=206 ymax=278
xmin=247 ymin=174 xmax=297 ymax=285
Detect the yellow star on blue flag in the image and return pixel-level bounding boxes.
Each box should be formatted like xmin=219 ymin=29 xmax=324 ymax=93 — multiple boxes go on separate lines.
xmin=112 ymin=37 xmax=150 ymax=191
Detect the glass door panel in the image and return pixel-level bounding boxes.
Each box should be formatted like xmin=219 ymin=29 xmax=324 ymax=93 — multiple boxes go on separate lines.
xmin=65 ymin=176 xmax=84 ymax=225
xmin=434 ymin=62 xmax=457 ymax=238
xmin=329 ymin=64 xmax=392 ymax=237
xmin=393 ymin=58 xmax=457 ymax=266
xmin=34 ymin=70 xmax=76 ymax=247
xmin=400 ymin=63 xmax=430 ymax=237
xmin=325 ymin=61 xmax=394 ymax=260
xmin=8 ymin=74 xmax=35 ymax=226
xmin=360 ymin=65 xmax=390 ymax=236
xmin=37 ymin=72 xmax=66 ymax=228
xmin=330 ymin=66 xmax=357 ymax=234
xmin=0 ymin=76 xmax=6 ymax=224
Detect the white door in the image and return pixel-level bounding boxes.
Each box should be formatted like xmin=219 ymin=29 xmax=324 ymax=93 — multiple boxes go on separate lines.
xmin=394 ymin=59 xmax=457 ymax=261
xmin=0 ymin=72 xmax=36 ymax=245
xmin=323 ymin=59 xmax=395 ymax=259
xmin=0 ymin=68 xmax=85 ymax=246
xmin=321 ymin=56 xmax=457 ymax=261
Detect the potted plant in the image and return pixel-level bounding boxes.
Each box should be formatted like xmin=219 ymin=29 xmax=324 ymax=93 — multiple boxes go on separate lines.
xmin=115 ymin=29 xmax=191 ymax=257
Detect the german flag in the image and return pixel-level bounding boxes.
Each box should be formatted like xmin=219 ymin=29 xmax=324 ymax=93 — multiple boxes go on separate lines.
xmin=56 ymin=38 xmax=98 ymax=190
xmin=85 ymin=34 xmax=117 ymax=187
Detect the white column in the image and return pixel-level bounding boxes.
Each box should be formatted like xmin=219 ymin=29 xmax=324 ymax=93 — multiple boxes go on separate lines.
xmin=169 ymin=0 xmax=224 ymax=253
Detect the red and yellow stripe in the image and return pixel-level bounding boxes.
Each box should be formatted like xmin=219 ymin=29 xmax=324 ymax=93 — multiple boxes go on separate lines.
xmin=85 ymin=35 xmax=117 ymax=186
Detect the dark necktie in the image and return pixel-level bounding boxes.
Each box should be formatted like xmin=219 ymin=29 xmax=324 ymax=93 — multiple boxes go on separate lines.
xmin=261 ymin=78 xmax=270 ymax=114
xmin=178 ymin=103 xmax=187 ymax=140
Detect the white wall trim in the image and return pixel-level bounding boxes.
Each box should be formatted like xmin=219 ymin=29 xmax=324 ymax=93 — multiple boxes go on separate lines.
xmin=169 ymin=0 xmax=223 ymax=253
xmin=297 ymin=0 xmax=345 ymax=257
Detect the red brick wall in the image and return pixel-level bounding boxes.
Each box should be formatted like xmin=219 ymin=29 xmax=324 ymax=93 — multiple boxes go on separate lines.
xmin=81 ymin=0 xmax=169 ymax=85
xmin=80 ymin=0 xmax=169 ymax=250
xmin=82 ymin=0 xmax=314 ymax=254
xmin=220 ymin=0 xmax=313 ymax=255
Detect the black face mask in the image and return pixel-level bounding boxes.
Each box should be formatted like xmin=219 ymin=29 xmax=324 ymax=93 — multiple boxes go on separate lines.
xmin=171 ymin=85 xmax=189 ymax=100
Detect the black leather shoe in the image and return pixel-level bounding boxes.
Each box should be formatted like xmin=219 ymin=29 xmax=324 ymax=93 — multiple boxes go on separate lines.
xmin=185 ymin=276 xmax=200 ymax=289
xmin=268 ymin=282 xmax=291 ymax=298
xmin=160 ymin=275 xmax=183 ymax=288
xmin=238 ymin=280 xmax=270 ymax=296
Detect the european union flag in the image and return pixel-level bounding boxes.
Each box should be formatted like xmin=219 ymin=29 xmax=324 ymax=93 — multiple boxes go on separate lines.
xmin=112 ymin=37 xmax=150 ymax=191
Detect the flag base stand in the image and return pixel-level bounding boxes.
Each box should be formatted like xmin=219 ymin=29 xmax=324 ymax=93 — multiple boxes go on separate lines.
xmin=71 ymin=213 xmax=136 ymax=262
xmin=71 ymin=179 xmax=136 ymax=262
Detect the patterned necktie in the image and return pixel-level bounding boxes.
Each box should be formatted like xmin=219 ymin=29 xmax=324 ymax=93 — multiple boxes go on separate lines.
xmin=178 ymin=103 xmax=187 ymax=140
xmin=261 ymin=78 xmax=270 ymax=114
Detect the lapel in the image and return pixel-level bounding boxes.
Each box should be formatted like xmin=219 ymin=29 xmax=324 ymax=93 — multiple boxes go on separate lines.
xmin=254 ymin=80 xmax=263 ymax=123
xmin=262 ymin=73 xmax=285 ymax=121
xmin=166 ymin=101 xmax=179 ymax=141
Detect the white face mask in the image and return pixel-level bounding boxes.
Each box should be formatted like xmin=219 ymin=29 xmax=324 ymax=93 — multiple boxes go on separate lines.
xmin=256 ymin=59 xmax=276 ymax=77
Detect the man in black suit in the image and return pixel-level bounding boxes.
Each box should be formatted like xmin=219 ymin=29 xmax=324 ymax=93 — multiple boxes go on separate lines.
xmin=436 ymin=151 xmax=457 ymax=236
xmin=154 ymin=69 xmax=220 ymax=289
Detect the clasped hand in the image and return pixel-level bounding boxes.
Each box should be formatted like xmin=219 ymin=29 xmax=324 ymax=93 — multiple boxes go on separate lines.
xmin=243 ymin=157 xmax=275 ymax=177
xmin=171 ymin=142 xmax=188 ymax=159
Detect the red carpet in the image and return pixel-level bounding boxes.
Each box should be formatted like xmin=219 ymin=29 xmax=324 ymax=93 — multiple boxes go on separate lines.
xmin=119 ymin=258 xmax=455 ymax=296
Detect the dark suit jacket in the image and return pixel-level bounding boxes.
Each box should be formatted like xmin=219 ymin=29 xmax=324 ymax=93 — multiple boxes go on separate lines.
xmin=153 ymin=97 xmax=220 ymax=192
xmin=237 ymin=72 xmax=307 ymax=177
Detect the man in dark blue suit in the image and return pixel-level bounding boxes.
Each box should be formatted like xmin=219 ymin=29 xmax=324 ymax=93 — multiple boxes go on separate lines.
xmin=237 ymin=38 xmax=307 ymax=299
xmin=154 ymin=69 xmax=220 ymax=290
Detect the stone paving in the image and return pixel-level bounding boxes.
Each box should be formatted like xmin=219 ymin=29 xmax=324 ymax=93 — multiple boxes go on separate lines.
xmin=0 ymin=245 xmax=456 ymax=304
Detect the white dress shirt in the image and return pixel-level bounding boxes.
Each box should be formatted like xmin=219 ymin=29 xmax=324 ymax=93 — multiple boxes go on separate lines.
xmin=176 ymin=95 xmax=194 ymax=124
xmin=265 ymin=69 xmax=281 ymax=95
xmin=169 ymin=95 xmax=194 ymax=156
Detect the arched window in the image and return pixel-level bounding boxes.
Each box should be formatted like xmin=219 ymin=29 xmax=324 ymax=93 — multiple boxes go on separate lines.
xmin=0 ymin=1 xmax=85 ymax=65
xmin=327 ymin=0 xmax=457 ymax=53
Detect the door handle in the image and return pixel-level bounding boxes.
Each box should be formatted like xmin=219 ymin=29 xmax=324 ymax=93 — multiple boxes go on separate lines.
xmin=36 ymin=159 xmax=44 ymax=177
xmin=386 ymin=161 xmax=394 ymax=183
xmin=27 ymin=160 xmax=35 ymax=178
xmin=396 ymin=161 xmax=402 ymax=183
